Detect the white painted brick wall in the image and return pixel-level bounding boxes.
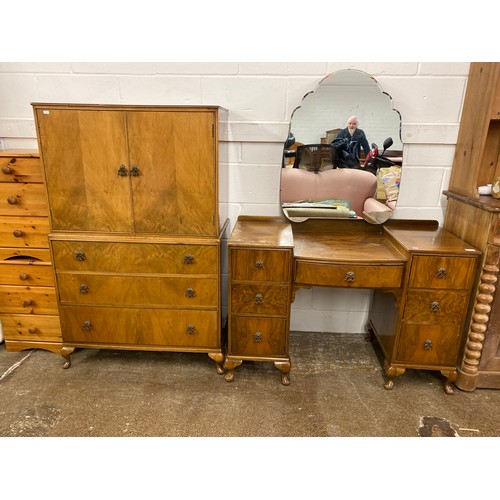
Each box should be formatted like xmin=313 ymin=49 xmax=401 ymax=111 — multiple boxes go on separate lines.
xmin=0 ymin=62 xmax=471 ymax=334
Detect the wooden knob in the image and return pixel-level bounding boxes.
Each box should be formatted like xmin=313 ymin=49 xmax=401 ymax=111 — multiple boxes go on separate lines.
xmin=28 ymin=327 xmax=38 ymax=334
xmin=7 ymin=196 xmax=18 ymax=205
xmin=13 ymin=229 xmax=24 ymax=238
xmin=23 ymin=299 xmax=33 ymax=307
xmin=2 ymin=165 xmax=13 ymax=174
xmin=19 ymin=273 xmax=28 ymax=281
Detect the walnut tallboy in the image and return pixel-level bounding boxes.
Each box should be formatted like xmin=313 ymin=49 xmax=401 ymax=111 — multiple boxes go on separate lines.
xmin=32 ymin=103 xmax=228 ymax=371
xmin=443 ymin=62 xmax=500 ymax=390
xmin=226 ymin=216 xmax=480 ymax=392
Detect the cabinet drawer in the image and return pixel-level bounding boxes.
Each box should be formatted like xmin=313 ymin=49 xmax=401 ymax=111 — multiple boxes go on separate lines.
xmin=1 ymin=314 xmax=62 ymax=343
xmin=0 ymin=156 xmax=43 ymax=184
xmin=295 ymin=261 xmax=404 ymax=288
xmin=0 ymin=260 xmax=55 ymax=286
xmin=396 ymin=323 xmax=461 ymax=366
xmin=409 ymin=255 xmax=477 ymax=289
xmin=51 ymin=240 xmax=218 ymax=274
xmin=57 ymin=273 xmax=218 ymax=307
xmin=403 ymin=290 xmax=469 ymax=324
xmin=0 ymin=183 xmax=48 ymax=217
xmin=231 ymin=283 xmax=288 ymax=316
xmin=231 ymin=249 xmax=290 ymax=282
xmin=229 ymin=316 xmax=287 ymax=357
xmin=0 ymin=285 xmax=59 ymax=315
xmin=0 ymin=247 xmax=51 ymax=262
xmin=0 ymin=217 xmax=50 ymax=248
xmin=59 ymin=306 xmax=219 ymax=348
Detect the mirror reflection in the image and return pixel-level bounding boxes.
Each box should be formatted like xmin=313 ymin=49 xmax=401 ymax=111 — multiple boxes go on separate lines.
xmin=281 ymin=69 xmax=403 ymax=224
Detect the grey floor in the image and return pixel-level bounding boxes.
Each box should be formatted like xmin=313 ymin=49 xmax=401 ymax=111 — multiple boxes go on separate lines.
xmin=1 ymin=331 xmax=499 ymax=438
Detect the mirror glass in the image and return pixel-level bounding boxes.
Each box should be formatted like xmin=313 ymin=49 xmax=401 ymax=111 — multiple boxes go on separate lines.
xmin=281 ymin=69 xmax=403 ymax=224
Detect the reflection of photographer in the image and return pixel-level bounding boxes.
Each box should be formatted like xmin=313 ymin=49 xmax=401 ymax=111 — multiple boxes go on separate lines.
xmin=334 ymin=116 xmax=370 ymax=159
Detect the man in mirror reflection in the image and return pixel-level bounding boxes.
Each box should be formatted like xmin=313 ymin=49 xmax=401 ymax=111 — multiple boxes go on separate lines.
xmin=335 ymin=116 xmax=370 ymax=160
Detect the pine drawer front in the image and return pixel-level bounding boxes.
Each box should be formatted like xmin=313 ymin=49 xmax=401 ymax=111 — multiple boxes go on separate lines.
xmin=295 ymin=261 xmax=404 ymax=288
xmin=231 ymin=283 xmax=289 ymax=316
xmin=229 ymin=317 xmax=287 ymax=357
xmin=0 ymin=247 xmax=51 ymax=262
xmin=396 ymin=323 xmax=461 ymax=366
xmin=51 ymin=240 xmax=218 ymax=275
xmin=0 ymin=155 xmax=43 ymax=184
xmin=0 ymin=183 xmax=48 ymax=217
xmin=1 ymin=260 xmax=55 ymax=286
xmin=0 ymin=285 xmax=59 ymax=315
xmin=57 ymin=273 xmax=218 ymax=307
xmin=403 ymin=290 xmax=469 ymax=324
xmin=0 ymin=217 xmax=50 ymax=248
xmin=59 ymin=306 xmax=219 ymax=348
xmin=231 ymin=249 xmax=289 ymax=282
xmin=409 ymin=255 xmax=477 ymax=289
xmin=2 ymin=314 xmax=62 ymax=343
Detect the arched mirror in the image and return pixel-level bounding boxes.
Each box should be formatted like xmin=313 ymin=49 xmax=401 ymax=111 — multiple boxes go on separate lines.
xmin=281 ymin=69 xmax=403 ymax=224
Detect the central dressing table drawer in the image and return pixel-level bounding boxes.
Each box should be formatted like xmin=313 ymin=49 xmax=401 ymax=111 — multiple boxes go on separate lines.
xmin=295 ymin=261 xmax=404 ymax=288
xmin=231 ymin=283 xmax=289 ymax=316
xmin=231 ymin=249 xmax=290 ymax=282
xmin=57 ymin=273 xmax=218 ymax=307
xmin=51 ymin=240 xmax=218 ymax=274
xmin=409 ymin=255 xmax=477 ymax=289
xmin=59 ymin=306 xmax=219 ymax=347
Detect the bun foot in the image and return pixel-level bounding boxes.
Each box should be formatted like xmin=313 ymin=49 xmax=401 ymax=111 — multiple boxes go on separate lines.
xmin=224 ymin=371 xmax=235 ymax=382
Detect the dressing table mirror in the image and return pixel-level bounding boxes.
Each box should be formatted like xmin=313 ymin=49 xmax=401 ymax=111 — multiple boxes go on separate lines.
xmin=225 ymin=69 xmax=481 ymax=392
xmin=281 ymin=69 xmax=403 ymax=224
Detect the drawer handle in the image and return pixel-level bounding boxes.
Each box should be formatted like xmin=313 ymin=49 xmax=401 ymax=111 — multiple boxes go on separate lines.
xmin=23 ymin=299 xmax=34 ymax=307
xmin=430 ymin=301 xmax=440 ymax=312
xmin=118 ymin=165 xmax=128 ymax=176
xmin=184 ymin=254 xmax=194 ymax=265
xmin=75 ymin=250 xmax=86 ymax=261
xmin=185 ymin=287 xmax=196 ymax=298
xmin=130 ymin=164 xmax=140 ymax=177
xmin=7 ymin=196 xmax=18 ymax=205
xmin=80 ymin=284 xmax=89 ymax=294
xmin=2 ymin=165 xmax=13 ymax=174
xmin=254 ymin=293 xmax=264 ymax=305
xmin=82 ymin=320 xmax=93 ymax=332
xmin=19 ymin=273 xmax=28 ymax=281
xmin=423 ymin=339 xmax=433 ymax=350
xmin=255 ymin=260 xmax=265 ymax=269
xmin=254 ymin=332 xmax=263 ymax=343
xmin=13 ymin=229 xmax=24 ymax=238
xmin=186 ymin=324 xmax=196 ymax=335
xmin=437 ymin=267 xmax=447 ymax=279
xmin=28 ymin=327 xmax=38 ymax=334
xmin=345 ymin=271 xmax=356 ymax=283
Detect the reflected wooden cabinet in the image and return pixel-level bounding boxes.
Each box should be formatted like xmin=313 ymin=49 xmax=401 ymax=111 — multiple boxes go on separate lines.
xmin=33 ymin=103 xmax=228 ymax=370
xmin=443 ymin=62 xmax=500 ymax=390
xmin=0 ymin=150 xmax=62 ymax=353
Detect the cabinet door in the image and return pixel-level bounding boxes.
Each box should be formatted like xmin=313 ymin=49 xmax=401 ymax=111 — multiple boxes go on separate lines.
xmin=35 ymin=108 xmax=132 ymax=232
xmin=127 ymin=110 xmax=217 ymax=235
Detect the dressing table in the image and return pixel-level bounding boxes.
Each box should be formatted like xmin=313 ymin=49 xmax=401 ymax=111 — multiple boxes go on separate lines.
xmin=224 ymin=69 xmax=481 ymax=392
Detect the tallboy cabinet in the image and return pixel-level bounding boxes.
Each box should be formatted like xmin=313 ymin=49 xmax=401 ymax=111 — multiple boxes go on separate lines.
xmin=33 ymin=103 xmax=228 ymax=370
xmin=0 ymin=150 xmax=62 ymax=354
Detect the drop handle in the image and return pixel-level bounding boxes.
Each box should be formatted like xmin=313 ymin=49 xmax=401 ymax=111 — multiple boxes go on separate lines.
xmin=184 ymin=254 xmax=194 ymax=265
xmin=345 ymin=271 xmax=356 ymax=283
xmin=13 ymin=229 xmax=24 ymax=238
xmin=437 ymin=268 xmax=447 ymax=279
xmin=430 ymin=301 xmax=440 ymax=312
xmin=185 ymin=288 xmax=196 ymax=298
xmin=254 ymin=332 xmax=263 ymax=343
xmin=186 ymin=324 xmax=196 ymax=335
xmin=254 ymin=293 xmax=264 ymax=305
xmin=75 ymin=250 xmax=86 ymax=261
xmin=80 ymin=284 xmax=89 ymax=294
xmin=2 ymin=165 xmax=13 ymax=174
xmin=423 ymin=339 xmax=433 ymax=350
xmin=82 ymin=320 xmax=92 ymax=332
xmin=7 ymin=196 xmax=18 ymax=205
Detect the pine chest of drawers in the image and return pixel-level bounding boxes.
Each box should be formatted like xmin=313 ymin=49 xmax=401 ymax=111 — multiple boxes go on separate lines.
xmin=0 ymin=150 xmax=62 ymax=353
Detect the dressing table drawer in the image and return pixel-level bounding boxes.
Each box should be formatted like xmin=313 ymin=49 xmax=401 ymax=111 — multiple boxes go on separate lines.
xmin=295 ymin=261 xmax=404 ymax=288
xmin=409 ymin=255 xmax=477 ymax=289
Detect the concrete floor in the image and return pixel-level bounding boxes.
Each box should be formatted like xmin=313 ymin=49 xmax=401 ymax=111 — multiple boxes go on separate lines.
xmin=1 ymin=331 xmax=499 ymax=438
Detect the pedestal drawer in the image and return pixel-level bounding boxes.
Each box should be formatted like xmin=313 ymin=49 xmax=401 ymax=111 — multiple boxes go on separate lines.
xmin=57 ymin=273 xmax=218 ymax=307
xmin=51 ymin=240 xmax=218 ymax=274
xmin=231 ymin=283 xmax=289 ymax=316
xmin=295 ymin=261 xmax=404 ymax=288
xmin=403 ymin=290 xmax=469 ymax=324
xmin=1 ymin=314 xmax=62 ymax=342
xmin=229 ymin=316 xmax=287 ymax=357
xmin=231 ymin=249 xmax=290 ymax=282
xmin=59 ymin=306 xmax=219 ymax=348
